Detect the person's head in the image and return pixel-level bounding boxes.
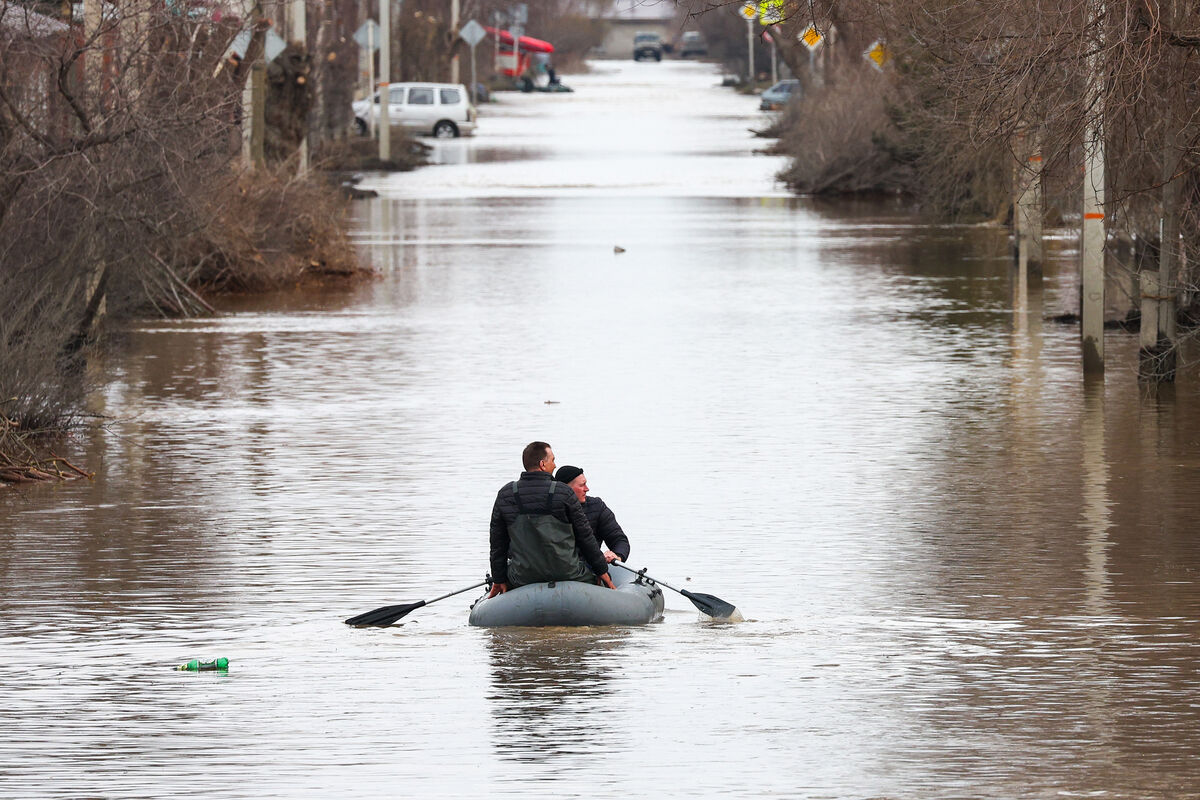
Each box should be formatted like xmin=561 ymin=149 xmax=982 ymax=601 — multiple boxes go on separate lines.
xmin=522 ymin=441 xmax=555 ymax=473
xmin=555 ymin=465 xmax=587 ymax=503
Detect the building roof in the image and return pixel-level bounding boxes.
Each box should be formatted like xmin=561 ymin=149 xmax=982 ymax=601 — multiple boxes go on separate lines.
xmin=599 ymin=0 xmax=676 ymax=22
xmin=0 ymin=3 xmax=70 ymax=36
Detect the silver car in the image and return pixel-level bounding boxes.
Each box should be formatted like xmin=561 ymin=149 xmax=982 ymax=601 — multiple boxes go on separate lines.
xmin=352 ymin=82 xmax=478 ymax=138
xmin=759 ymin=79 xmax=801 ymax=111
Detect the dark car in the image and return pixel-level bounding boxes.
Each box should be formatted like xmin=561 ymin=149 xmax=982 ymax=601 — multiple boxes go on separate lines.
xmin=678 ymin=31 xmax=708 ymax=58
xmin=633 ymin=32 xmax=663 ymax=62
xmin=760 ymin=79 xmax=801 ymax=111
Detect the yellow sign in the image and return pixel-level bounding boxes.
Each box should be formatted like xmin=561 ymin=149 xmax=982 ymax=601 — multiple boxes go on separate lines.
xmin=864 ymin=40 xmax=890 ymax=70
xmin=799 ymin=24 xmax=823 ymax=49
xmin=758 ymin=0 xmax=783 ymax=25
xmin=739 ymin=2 xmax=757 ymax=20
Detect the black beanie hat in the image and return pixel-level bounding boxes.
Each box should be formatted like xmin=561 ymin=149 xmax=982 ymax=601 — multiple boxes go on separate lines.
xmin=555 ymin=465 xmax=584 ymax=484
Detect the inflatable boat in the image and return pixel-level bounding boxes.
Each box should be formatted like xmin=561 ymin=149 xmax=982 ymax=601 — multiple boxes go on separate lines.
xmin=468 ymin=565 xmax=664 ymax=627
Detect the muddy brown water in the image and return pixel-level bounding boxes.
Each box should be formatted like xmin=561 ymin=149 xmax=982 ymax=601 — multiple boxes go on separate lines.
xmin=3 ymin=61 xmax=1200 ymax=799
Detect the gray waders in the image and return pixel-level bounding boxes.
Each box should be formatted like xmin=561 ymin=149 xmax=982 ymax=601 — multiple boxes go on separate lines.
xmin=506 ymin=481 xmax=593 ymax=588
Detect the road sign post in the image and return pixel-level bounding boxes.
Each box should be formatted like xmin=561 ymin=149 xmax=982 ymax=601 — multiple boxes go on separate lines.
xmin=354 ymin=20 xmax=380 ymax=138
xmin=459 ymin=19 xmax=487 ymax=103
xmin=739 ymin=3 xmax=756 ymax=83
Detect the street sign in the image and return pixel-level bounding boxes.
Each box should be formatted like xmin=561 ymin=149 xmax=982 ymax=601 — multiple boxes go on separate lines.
xmin=264 ymin=30 xmax=286 ymax=62
xmin=226 ymin=28 xmax=287 ymax=62
xmin=863 ymin=39 xmax=890 ymax=70
xmin=758 ymin=0 xmax=782 ymax=25
xmin=739 ymin=3 xmax=757 ymax=21
xmin=459 ymin=18 xmax=486 ymax=47
xmin=799 ymin=23 xmax=823 ymax=50
xmin=354 ymin=20 xmax=379 ymax=51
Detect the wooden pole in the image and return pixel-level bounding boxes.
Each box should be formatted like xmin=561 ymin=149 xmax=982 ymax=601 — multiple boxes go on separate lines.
xmin=1080 ymin=0 xmax=1106 ymax=375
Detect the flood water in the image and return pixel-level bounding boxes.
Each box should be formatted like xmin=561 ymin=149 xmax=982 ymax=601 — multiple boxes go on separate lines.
xmin=4 ymin=61 xmax=1200 ymax=799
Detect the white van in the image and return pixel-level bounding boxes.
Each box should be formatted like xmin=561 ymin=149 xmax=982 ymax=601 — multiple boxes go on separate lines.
xmin=352 ymin=83 xmax=477 ymax=138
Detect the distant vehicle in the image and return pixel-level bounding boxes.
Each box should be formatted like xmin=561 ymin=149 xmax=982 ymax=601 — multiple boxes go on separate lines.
xmin=352 ymin=82 xmax=477 ymax=138
xmin=633 ymin=32 xmax=663 ymax=62
xmin=759 ymin=79 xmax=801 ymax=111
xmin=678 ymin=31 xmax=707 ymax=58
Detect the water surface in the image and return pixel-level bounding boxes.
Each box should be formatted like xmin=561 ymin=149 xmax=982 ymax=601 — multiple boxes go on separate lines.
xmin=3 ymin=60 xmax=1200 ymax=799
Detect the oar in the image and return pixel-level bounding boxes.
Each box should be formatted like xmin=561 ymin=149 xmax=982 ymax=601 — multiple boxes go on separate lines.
xmin=345 ymin=579 xmax=490 ymax=627
xmin=610 ymin=562 xmax=739 ymax=620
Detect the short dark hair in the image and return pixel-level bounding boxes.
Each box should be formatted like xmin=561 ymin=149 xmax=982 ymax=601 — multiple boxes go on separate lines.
xmin=522 ymin=441 xmax=551 ymax=471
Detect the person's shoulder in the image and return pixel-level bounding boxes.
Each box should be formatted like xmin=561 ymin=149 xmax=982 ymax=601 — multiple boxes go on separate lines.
xmin=553 ymin=482 xmax=580 ymax=501
xmin=588 ymin=495 xmax=609 ymax=510
xmin=494 ymin=480 xmax=517 ymax=498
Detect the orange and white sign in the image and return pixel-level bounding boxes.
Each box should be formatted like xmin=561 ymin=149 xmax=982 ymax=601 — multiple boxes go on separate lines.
xmin=799 ymin=24 xmax=823 ymax=50
xmin=864 ymin=40 xmax=890 ymax=70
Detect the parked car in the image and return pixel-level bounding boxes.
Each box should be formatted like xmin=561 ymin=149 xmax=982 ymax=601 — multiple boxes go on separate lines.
xmin=633 ymin=32 xmax=663 ymax=62
xmin=678 ymin=31 xmax=707 ymax=58
xmin=759 ymin=79 xmax=801 ymax=111
xmin=352 ymin=83 xmax=477 ymax=138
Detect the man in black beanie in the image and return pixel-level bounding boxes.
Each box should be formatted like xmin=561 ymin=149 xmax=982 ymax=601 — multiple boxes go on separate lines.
xmin=554 ymin=465 xmax=631 ymax=564
xmin=487 ymin=442 xmax=614 ymax=597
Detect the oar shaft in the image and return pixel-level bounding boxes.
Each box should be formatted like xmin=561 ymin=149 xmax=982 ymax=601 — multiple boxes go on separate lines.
xmin=611 ymin=561 xmax=680 ymax=594
xmin=426 ymin=580 xmax=489 ymax=606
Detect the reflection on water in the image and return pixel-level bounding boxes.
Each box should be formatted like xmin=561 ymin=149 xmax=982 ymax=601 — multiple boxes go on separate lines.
xmin=4 ymin=60 xmax=1200 ymax=799
xmin=486 ymin=629 xmax=628 ymax=765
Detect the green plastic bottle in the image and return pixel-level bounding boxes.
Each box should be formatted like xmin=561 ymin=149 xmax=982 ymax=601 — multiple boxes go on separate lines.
xmin=176 ymin=657 xmax=229 ymax=671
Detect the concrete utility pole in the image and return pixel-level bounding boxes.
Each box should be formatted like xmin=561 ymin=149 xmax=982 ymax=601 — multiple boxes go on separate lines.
xmin=379 ymin=0 xmax=391 ymax=161
xmin=450 ymin=0 xmax=460 ymax=84
xmin=1140 ymin=132 xmax=1180 ymax=382
xmin=241 ymin=0 xmax=264 ymax=167
xmin=1080 ymin=0 xmax=1106 ymax=375
xmin=250 ymin=61 xmax=266 ymax=167
xmin=293 ymin=0 xmax=309 ymax=176
xmin=1015 ymin=132 xmax=1043 ymax=276
xmin=746 ymin=18 xmax=754 ymax=84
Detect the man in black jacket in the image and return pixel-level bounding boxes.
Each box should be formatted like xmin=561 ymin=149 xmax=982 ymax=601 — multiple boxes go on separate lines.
xmin=554 ymin=465 xmax=631 ymax=563
xmin=487 ymin=442 xmax=615 ymax=597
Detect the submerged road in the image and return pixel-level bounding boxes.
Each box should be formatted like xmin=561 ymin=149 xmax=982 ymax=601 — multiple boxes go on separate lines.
xmin=3 ymin=59 xmax=1200 ymax=799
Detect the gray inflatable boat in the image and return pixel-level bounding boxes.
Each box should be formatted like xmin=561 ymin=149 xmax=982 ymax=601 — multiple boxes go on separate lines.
xmin=469 ymin=566 xmax=665 ymax=627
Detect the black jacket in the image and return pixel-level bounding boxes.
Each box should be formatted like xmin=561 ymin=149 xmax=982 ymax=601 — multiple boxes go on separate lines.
xmin=581 ymin=496 xmax=630 ymax=562
xmin=489 ymin=471 xmax=609 ymax=585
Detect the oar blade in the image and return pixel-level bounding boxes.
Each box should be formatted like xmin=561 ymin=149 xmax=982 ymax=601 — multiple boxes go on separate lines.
xmin=681 ymin=590 xmax=738 ymax=621
xmin=345 ymin=600 xmax=425 ymax=627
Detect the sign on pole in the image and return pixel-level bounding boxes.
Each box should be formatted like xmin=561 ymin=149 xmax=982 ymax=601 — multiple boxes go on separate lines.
xmin=459 ymin=18 xmax=486 ymax=102
xmin=863 ymin=40 xmax=890 ymax=71
xmin=459 ymin=18 xmax=486 ymax=47
xmin=758 ymin=0 xmax=782 ymax=25
xmin=354 ymin=20 xmax=380 ymax=51
xmin=739 ymin=4 xmax=755 ymax=83
xmin=226 ymin=28 xmax=287 ymax=62
xmin=799 ymin=24 xmax=823 ymax=50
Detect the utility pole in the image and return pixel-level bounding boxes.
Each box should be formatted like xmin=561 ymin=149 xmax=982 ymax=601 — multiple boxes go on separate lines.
xmin=250 ymin=61 xmax=266 ymax=167
xmin=1080 ymin=0 xmax=1106 ymax=375
xmin=293 ymin=0 xmax=308 ymax=175
xmin=1015 ymin=130 xmax=1043 ymax=277
xmin=747 ymin=18 xmax=754 ymax=84
xmin=1140 ymin=129 xmax=1180 ymax=382
xmin=450 ymin=0 xmax=460 ymax=84
xmin=379 ymin=0 xmax=391 ymax=161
